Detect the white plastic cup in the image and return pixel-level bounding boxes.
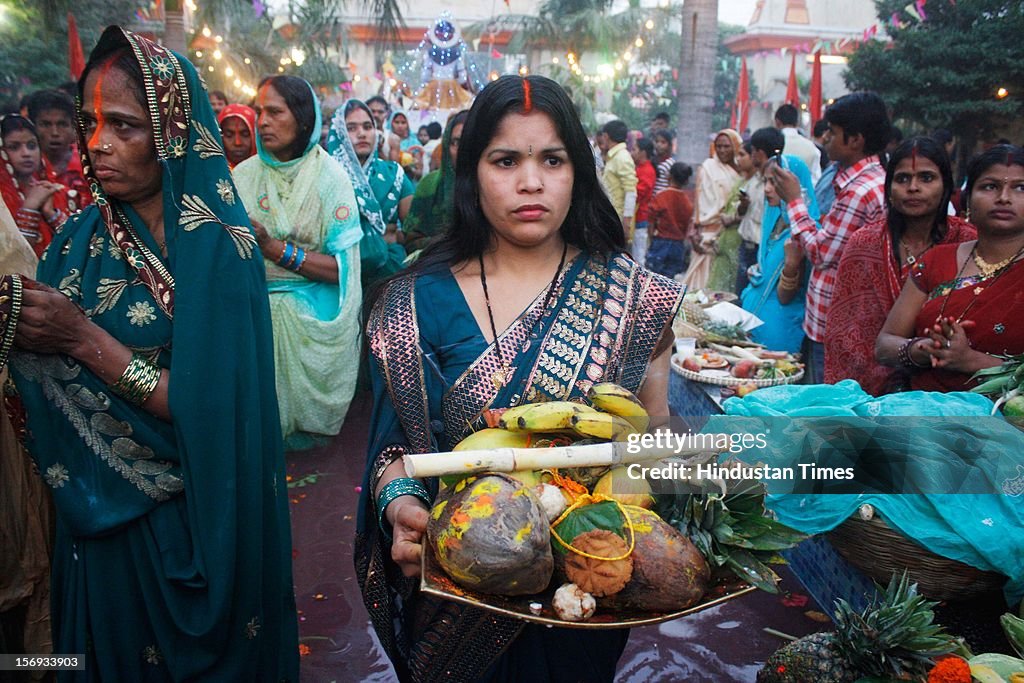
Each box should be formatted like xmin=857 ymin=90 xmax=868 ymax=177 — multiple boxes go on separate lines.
xmin=675 ymin=337 xmax=697 ymax=356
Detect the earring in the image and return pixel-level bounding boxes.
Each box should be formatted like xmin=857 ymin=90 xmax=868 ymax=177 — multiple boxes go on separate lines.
xmin=965 ymin=207 xmax=972 ymax=222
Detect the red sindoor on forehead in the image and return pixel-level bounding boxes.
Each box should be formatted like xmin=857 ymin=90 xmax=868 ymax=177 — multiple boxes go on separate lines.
xmin=522 ymin=78 xmax=532 ymax=114
xmin=87 ymin=55 xmax=120 ymax=151
xmin=911 ymin=143 xmax=918 ymax=171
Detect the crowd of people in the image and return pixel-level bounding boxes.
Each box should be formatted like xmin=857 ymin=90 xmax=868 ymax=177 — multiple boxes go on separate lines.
xmin=1 ymin=23 xmax=1023 ymax=681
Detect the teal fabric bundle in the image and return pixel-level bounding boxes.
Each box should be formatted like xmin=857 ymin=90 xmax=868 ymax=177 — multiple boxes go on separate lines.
xmin=711 ymin=380 xmax=1024 ymax=607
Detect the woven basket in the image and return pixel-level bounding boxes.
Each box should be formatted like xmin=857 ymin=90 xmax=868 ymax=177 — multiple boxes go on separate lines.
xmin=670 ymin=354 xmax=804 ymax=388
xmin=827 ymin=513 xmax=1006 ymax=601
xmin=698 ymin=290 xmax=739 ymax=308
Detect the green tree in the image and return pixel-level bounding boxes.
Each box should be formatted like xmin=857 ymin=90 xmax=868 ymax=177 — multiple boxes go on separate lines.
xmin=845 ymin=0 xmax=1023 ymax=174
xmin=0 ymin=0 xmax=139 ymax=102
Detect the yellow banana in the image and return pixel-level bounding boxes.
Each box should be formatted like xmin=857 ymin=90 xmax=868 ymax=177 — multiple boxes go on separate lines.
xmin=453 ymin=428 xmax=532 ymax=451
xmin=570 ymin=411 xmax=639 ymax=441
xmin=512 ymin=401 xmax=599 ymax=433
xmin=496 ymin=404 xmax=541 ymax=430
xmin=587 ymin=382 xmax=650 ymax=432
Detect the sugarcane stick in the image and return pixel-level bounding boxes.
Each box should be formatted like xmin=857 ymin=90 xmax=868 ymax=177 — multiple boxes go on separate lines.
xmin=402 ymin=437 xmax=728 ymax=478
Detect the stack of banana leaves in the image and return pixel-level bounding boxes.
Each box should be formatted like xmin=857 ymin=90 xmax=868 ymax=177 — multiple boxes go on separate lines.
xmin=655 ymin=476 xmax=807 ymax=594
xmin=971 ymin=353 xmax=1024 ymax=416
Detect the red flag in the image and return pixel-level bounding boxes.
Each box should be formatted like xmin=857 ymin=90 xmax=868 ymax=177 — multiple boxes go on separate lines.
xmin=809 ymin=50 xmax=823 ymax=130
xmin=68 ymin=13 xmax=86 ymax=81
xmin=734 ymin=56 xmax=750 ymax=132
xmin=785 ymin=52 xmax=800 ymax=108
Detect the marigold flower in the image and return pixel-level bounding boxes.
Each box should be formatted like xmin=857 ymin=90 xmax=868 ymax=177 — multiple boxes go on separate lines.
xmin=928 ymin=655 xmax=971 ymax=683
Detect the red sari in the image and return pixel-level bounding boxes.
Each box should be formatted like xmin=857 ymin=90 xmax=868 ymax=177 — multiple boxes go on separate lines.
xmin=0 ymin=116 xmax=69 ymax=258
xmin=825 ymin=216 xmax=975 ymax=395
xmin=910 ymin=242 xmax=1024 ymax=392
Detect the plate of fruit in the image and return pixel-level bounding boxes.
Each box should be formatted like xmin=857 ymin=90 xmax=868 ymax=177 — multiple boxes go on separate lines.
xmin=672 ymin=350 xmax=804 ymax=388
xmin=414 ymin=383 xmax=775 ymax=628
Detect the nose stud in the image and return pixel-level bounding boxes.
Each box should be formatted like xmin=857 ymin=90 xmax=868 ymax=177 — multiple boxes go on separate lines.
xmin=101 ymin=143 xmax=112 ymax=151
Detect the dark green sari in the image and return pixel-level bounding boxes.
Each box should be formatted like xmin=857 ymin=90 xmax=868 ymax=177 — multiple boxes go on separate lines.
xmin=1 ymin=27 xmax=297 ymax=681
xmin=357 ymin=252 xmax=683 ymax=681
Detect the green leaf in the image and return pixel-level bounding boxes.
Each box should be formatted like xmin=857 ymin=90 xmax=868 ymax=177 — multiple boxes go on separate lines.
xmin=724 ymin=548 xmax=781 ymax=593
xmin=968 ymin=653 xmax=1024 ymax=678
xmin=550 ymin=500 xmax=627 ymax=555
xmin=1001 ymin=612 xmax=1024 ymax=659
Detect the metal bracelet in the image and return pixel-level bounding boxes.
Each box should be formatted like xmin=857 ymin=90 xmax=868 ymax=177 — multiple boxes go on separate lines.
xmin=897 ymin=336 xmax=930 ymax=370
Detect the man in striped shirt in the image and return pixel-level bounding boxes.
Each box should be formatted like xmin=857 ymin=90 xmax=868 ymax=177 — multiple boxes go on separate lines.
xmin=652 ymin=129 xmax=675 ymax=195
xmin=766 ymin=92 xmax=890 ymax=382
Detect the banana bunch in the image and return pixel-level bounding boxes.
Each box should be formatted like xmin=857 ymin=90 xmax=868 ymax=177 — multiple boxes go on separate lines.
xmin=459 ymin=383 xmax=650 ymax=448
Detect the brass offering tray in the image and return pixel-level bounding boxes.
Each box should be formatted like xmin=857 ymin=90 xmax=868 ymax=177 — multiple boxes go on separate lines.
xmin=421 ymin=542 xmax=756 ymax=629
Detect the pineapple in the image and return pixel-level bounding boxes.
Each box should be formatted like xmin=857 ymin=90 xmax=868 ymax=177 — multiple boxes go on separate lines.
xmin=757 ymin=573 xmax=960 ymax=683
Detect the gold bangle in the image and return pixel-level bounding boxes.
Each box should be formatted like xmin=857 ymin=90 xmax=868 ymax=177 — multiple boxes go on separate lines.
xmin=109 ymin=352 xmax=161 ymax=406
xmin=778 ymin=272 xmax=800 ymax=289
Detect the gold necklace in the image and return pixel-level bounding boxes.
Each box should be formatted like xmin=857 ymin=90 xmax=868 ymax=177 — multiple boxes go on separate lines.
xmin=973 ymin=248 xmax=1023 ymax=278
xmin=937 ymin=243 xmax=1024 ymax=323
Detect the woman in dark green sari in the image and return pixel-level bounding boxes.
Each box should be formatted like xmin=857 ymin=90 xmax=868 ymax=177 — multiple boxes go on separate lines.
xmin=0 ymin=27 xmax=297 ymax=681
xmin=401 ymin=110 xmax=468 ymax=255
xmin=357 ymin=76 xmax=684 ymax=682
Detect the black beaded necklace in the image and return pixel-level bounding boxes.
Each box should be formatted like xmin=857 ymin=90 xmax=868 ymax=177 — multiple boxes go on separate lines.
xmin=479 ymin=242 xmax=568 ymax=371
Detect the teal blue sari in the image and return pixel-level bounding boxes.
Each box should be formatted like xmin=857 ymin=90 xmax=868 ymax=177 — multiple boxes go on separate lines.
xmin=5 ymin=27 xmax=297 ymax=681
xmin=325 ymin=99 xmax=413 ymax=288
xmin=740 ymin=155 xmax=818 ymax=353
xmin=357 ymin=252 xmax=684 ymax=681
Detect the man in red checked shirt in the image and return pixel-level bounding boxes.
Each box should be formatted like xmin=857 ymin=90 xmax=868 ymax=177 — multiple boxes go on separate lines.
xmin=27 ymin=90 xmax=92 ymax=213
xmin=766 ymin=92 xmax=890 ymax=383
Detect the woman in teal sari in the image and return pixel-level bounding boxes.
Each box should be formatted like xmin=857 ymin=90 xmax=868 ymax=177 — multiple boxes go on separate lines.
xmin=740 ymin=155 xmax=818 ymax=353
xmin=233 ymin=76 xmax=363 ymax=449
xmin=326 ymin=98 xmax=414 ymax=289
xmin=388 ymin=109 xmax=418 ymax=152
xmin=0 ymin=26 xmax=297 ymax=680
xmin=401 ymin=110 xmax=468 ymax=255
xmin=355 ymin=76 xmax=684 ymax=682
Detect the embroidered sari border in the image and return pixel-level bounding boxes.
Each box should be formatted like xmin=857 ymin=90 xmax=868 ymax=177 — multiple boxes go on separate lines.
xmin=0 ymin=274 xmax=24 ymax=372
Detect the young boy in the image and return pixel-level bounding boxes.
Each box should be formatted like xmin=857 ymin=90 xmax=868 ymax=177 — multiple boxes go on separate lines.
xmin=646 ymin=162 xmax=694 ymax=279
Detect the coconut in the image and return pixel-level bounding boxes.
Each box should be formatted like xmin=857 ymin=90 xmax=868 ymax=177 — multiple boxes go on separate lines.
xmin=427 ymin=473 xmax=553 ymax=596
xmin=603 ymin=507 xmax=710 ymax=612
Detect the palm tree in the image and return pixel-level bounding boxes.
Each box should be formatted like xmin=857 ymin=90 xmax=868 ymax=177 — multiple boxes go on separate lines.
xmin=675 ymin=0 xmax=719 ymax=166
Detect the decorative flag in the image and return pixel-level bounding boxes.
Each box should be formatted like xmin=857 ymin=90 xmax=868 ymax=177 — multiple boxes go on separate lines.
xmin=252 ymin=0 xmax=266 ymax=17
xmin=809 ymin=50 xmax=822 ymax=130
xmin=67 ymin=13 xmax=86 ymax=80
xmin=734 ymin=55 xmax=750 ymax=132
xmin=785 ymin=52 xmax=800 ymax=108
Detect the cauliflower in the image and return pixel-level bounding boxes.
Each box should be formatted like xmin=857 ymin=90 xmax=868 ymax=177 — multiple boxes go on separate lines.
xmin=552 ymin=583 xmax=596 ymax=622
xmin=533 ymin=483 xmax=567 ymax=522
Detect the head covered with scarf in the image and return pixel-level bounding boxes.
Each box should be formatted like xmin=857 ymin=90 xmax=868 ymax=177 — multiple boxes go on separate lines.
xmin=0 ymin=25 xmax=297 ymax=679
xmin=217 ymin=103 xmax=257 ymax=169
xmin=326 ymin=98 xmax=388 ymax=235
xmin=0 ymin=114 xmax=68 ymax=255
xmin=400 ymin=109 xmax=468 ymax=251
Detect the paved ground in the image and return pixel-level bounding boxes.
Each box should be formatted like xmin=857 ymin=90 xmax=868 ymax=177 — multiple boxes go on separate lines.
xmin=287 ymin=392 xmax=832 ymax=682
